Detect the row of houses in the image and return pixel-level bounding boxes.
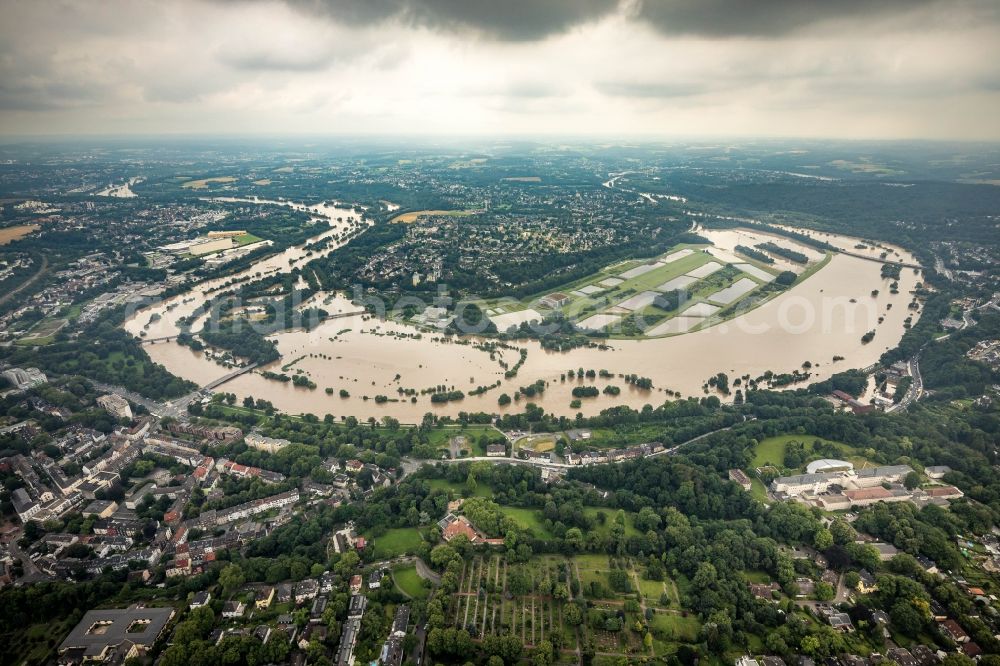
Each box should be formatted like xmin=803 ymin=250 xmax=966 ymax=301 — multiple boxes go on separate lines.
xmin=189 ymin=489 xmax=300 ymax=529
xmin=335 ymin=594 xmax=368 ymax=666
xmin=564 ymin=442 xmax=663 ymax=466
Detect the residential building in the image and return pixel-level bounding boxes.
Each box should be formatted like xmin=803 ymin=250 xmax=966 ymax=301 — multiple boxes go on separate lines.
xmin=244 ymin=432 xmax=291 ymax=454
xmin=96 ymin=394 xmax=133 ymax=421
xmin=57 ymin=605 xmax=174 ymax=664
xmin=222 ymin=601 xmax=246 ymax=619
xmin=191 ymin=591 xmax=212 ymax=608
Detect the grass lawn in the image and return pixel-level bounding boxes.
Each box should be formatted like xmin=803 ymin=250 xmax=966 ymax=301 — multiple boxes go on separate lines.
xmin=582 ymin=507 xmax=642 ymax=537
xmin=749 ymin=478 xmax=770 ymax=502
xmin=649 ymin=611 xmax=700 ymax=642
xmin=574 ymin=553 xmax=610 ymax=570
xmin=751 ymin=433 xmax=854 ymax=471
xmin=499 ymin=506 xmax=554 ymax=538
xmin=392 ymin=564 xmax=428 ymax=600
xmin=426 ymin=478 xmax=493 ymax=498
xmin=234 ymin=233 xmax=264 ymax=247
xmin=637 ymin=577 xmax=668 ymax=603
xmin=743 ymin=570 xmax=772 ymax=584
xmin=579 ymin=568 xmax=610 ymax=597
xmin=514 ymin=433 xmax=557 ymax=453
xmin=495 ymin=505 xmax=640 ymax=540
xmin=366 ymin=528 xmax=424 ymax=559
xmin=426 ymin=425 xmax=500 ymax=456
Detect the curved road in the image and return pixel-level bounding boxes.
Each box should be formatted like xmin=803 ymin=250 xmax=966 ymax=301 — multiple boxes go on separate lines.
xmin=402 ymin=419 xmax=744 ymax=472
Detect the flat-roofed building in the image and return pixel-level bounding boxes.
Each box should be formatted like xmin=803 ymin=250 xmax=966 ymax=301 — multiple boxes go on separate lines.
xmin=923 ymin=485 xmax=963 ymax=499
xmin=854 ymin=465 xmax=912 ymax=487
xmin=97 ymin=394 xmax=133 ymax=421
xmin=58 ymin=605 xmax=174 ymax=664
xmin=925 ymin=466 xmax=951 ymax=479
xmin=539 ymin=292 xmax=571 ymax=309
xmin=728 ymin=469 xmax=752 ymax=491
xmin=770 ymin=472 xmax=844 ymax=495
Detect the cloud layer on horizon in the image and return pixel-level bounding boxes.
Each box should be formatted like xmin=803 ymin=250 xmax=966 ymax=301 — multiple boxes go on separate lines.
xmin=0 ymin=0 xmax=998 ymax=139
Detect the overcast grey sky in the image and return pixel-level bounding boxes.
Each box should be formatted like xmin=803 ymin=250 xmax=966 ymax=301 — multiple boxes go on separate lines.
xmin=1 ymin=0 xmax=998 ymax=139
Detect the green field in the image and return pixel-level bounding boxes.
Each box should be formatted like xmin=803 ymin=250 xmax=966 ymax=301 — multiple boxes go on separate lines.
xmin=366 ymin=528 xmax=424 ymax=559
xmin=234 ymin=232 xmax=264 ymax=247
xmin=499 ymin=506 xmax=554 ymax=538
xmin=513 ymin=433 xmax=557 ymax=453
xmin=426 ymin=478 xmax=494 ymax=498
xmin=495 ymin=505 xmax=640 ymax=540
xmin=750 ymin=433 xmax=855 ymax=470
xmin=649 ymin=611 xmax=700 ymax=642
xmin=471 ymin=241 xmax=791 ymax=340
xmin=636 ymin=577 xmax=669 ymax=602
xmin=582 ymin=507 xmax=642 ymax=537
xmin=392 ymin=564 xmax=428 ymax=599
xmin=17 ymin=317 xmax=66 ymax=345
xmin=425 ymin=425 xmax=500 ymax=456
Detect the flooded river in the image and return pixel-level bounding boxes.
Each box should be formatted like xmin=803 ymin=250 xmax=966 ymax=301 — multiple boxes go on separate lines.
xmin=126 ymin=198 xmax=923 ymax=422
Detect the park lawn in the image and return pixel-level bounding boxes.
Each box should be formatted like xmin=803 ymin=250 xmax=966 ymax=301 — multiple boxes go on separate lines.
xmin=499 ymin=506 xmax=554 ymax=538
xmin=426 ymin=425 xmax=499 ymax=454
xmin=514 ymin=433 xmax=557 ymax=453
xmin=574 ymin=553 xmax=610 ymax=570
xmin=749 ymin=478 xmax=769 ymax=502
xmin=750 ymin=433 xmax=854 ymax=470
xmin=579 ymin=568 xmax=611 ymax=597
xmin=637 ymin=577 xmax=668 ymax=603
xmin=583 ymin=507 xmax=642 ymax=537
xmin=366 ymin=528 xmax=424 ymax=559
xmin=743 ymin=570 xmax=773 ymax=584
xmin=649 ymin=611 xmax=700 ymax=642
xmin=234 ymin=233 xmax=264 ymax=247
xmin=392 ymin=565 xmax=428 ymax=600
xmin=426 ymin=478 xmax=493 ymax=498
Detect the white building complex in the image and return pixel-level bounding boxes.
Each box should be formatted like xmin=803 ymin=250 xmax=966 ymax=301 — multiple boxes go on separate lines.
xmin=97 ymin=394 xmax=133 ymax=420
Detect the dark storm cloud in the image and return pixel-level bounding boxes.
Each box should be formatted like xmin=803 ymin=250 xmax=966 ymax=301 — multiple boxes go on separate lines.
xmin=633 ymin=0 xmax=991 ymax=37
xmin=275 ymin=0 xmax=619 ymax=41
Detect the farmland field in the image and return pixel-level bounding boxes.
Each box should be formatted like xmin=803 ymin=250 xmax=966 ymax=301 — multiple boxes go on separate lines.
xmin=0 ymin=224 xmax=39 ymax=245
xmin=390 ymin=209 xmax=476 ymax=224
xmin=181 ymin=176 xmax=237 ymax=189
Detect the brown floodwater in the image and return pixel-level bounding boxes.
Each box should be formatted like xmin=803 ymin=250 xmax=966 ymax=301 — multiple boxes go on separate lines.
xmin=129 ymin=200 xmax=922 ymax=422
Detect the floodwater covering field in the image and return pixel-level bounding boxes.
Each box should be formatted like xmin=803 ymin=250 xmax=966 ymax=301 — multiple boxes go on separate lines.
xmin=126 ymin=198 xmax=923 ymax=422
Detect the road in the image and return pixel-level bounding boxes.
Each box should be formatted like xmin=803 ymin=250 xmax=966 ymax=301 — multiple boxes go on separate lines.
xmin=0 ymin=254 xmax=48 ymax=308
xmin=7 ymin=530 xmax=51 ymax=583
xmin=401 ymin=420 xmax=743 ymax=473
xmin=89 ymin=381 xmax=172 ymax=418
xmin=888 ymin=355 xmax=924 ymax=412
xmin=885 ymin=298 xmax=993 ymax=413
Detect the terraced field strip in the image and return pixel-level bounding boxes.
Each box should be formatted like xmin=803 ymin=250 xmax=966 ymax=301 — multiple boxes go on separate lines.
xmin=454 ymin=559 xmax=468 ymax=625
